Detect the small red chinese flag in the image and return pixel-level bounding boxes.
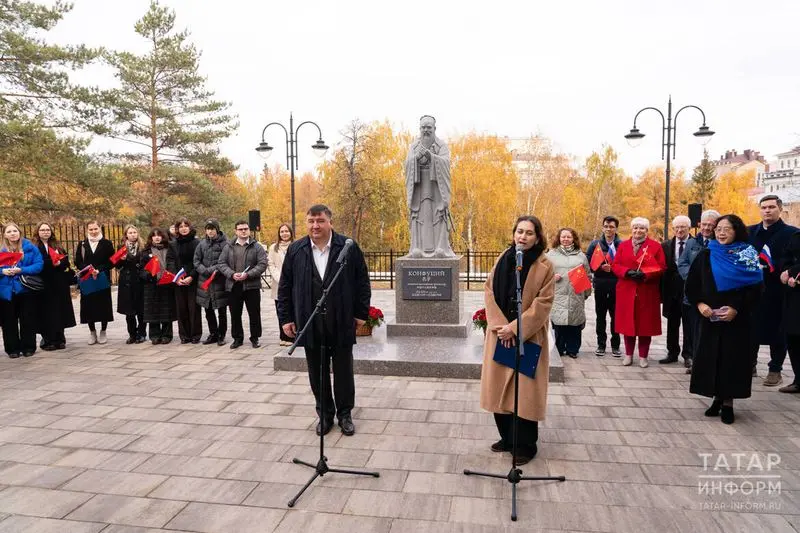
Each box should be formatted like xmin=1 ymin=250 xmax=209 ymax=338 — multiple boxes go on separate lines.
xmin=200 ymin=270 xmax=217 ymax=291
xmin=144 ymin=256 xmax=160 ymax=277
xmin=0 ymin=251 xmax=23 ymax=266
xmin=48 ymin=247 xmax=66 ymax=265
xmin=568 ymin=264 xmax=592 ymax=294
xmin=110 ymin=246 xmax=127 ymax=265
xmin=640 ymin=264 xmax=662 ymax=276
xmin=589 ymin=245 xmax=606 ymax=271
xmin=157 ymin=270 xmax=176 ymax=285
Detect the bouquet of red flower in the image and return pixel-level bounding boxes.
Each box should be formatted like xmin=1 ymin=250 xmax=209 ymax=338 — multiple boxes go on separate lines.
xmin=365 ymin=306 xmax=385 ymax=328
xmin=472 ymin=308 xmax=487 ymax=333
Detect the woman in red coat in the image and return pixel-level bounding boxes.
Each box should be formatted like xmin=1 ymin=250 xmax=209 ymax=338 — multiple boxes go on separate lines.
xmin=612 ymin=217 xmax=666 ymax=367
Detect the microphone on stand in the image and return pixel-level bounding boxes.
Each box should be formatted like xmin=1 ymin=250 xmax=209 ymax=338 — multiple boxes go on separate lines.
xmin=337 ymin=238 xmax=355 ymax=264
xmin=515 ymin=244 xmax=524 ymax=271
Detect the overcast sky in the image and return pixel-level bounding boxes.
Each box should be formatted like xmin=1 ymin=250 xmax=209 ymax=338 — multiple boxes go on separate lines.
xmin=48 ymin=0 xmax=800 ymax=177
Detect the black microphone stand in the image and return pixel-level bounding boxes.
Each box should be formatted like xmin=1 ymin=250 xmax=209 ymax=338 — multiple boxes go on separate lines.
xmin=286 ymin=247 xmax=379 ymax=508
xmin=463 ymin=250 xmax=565 ymax=521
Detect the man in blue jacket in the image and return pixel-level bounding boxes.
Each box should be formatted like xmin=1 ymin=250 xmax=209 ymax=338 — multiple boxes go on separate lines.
xmin=586 ymin=216 xmax=622 ymax=356
xmin=749 ymin=195 xmax=798 ymax=386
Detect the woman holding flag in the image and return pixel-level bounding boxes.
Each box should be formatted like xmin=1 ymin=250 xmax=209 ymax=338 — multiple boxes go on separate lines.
xmin=139 ymin=228 xmax=177 ymax=344
xmin=74 ymin=221 xmax=115 ymax=345
xmin=32 ymin=223 xmax=75 ymax=350
xmin=611 ymin=217 xmax=666 ymax=367
xmin=687 ymin=214 xmax=763 ymax=424
xmin=170 ymin=218 xmax=202 ymax=344
xmin=0 ymin=222 xmax=43 ymax=358
xmin=114 ymin=225 xmax=146 ymax=344
xmin=546 ymin=228 xmax=591 ymax=358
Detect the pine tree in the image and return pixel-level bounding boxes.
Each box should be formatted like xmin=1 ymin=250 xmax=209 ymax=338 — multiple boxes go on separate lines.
xmin=691 ymin=149 xmax=717 ymax=205
xmin=105 ymin=0 xmax=239 ymax=225
xmin=0 ymin=0 xmax=101 ymax=126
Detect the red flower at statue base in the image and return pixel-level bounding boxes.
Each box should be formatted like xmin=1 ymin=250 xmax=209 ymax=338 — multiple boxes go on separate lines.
xmin=365 ymin=306 xmax=385 ymax=328
xmin=472 ymin=308 xmax=487 ymax=333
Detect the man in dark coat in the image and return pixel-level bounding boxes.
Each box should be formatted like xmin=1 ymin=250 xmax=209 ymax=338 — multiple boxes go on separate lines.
xmin=748 ymin=195 xmax=799 ymax=386
xmin=277 ymin=204 xmax=371 ymax=437
xmin=779 ymin=230 xmax=800 ymax=393
xmin=677 ymin=209 xmax=720 ymax=374
xmin=217 ymin=219 xmax=267 ymax=349
xmin=586 ymin=216 xmax=622 ymax=356
xmin=193 ymin=219 xmax=229 ymax=346
xmin=660 ymin=215 xmax=692 ymax=365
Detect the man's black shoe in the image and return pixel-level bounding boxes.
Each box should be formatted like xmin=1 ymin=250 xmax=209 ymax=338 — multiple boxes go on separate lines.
xmin=8 ymin=352 xmax=20 ymax=359
xmin=202 ymin=336 xmax=217 ymax=345
xmin=217 ymin=337 xmax=226 ymax=346
xmin=659 ymin=356 xmax=679 ymax=364
xmin=611 ymin=349 xmax=622 ymax=357
xmin=316 ymin=419 xmax=334 ymax=436
xmin=251 ymin=340 xmax=260 ymax=348
xmin=125 ymin=337 xmax=136 ymax=345
xmin=595 ymin=347 xmax=606 ymax=356
xmin=230 ymin=339 xmax=243 ymax=350
xmin=180 ymin=338 xmax=190 ymax=345
xmin=338 ymin=415 xmax=355 ymax=436
xmin=22 ymin=351 xmax=34 ymax=357
xmin=684 ymin=358 xmax=693 ymax=368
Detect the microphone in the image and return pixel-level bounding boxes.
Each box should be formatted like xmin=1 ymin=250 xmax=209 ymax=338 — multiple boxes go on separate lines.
xmin=515 ymin=244 xmax=524 ymax=270
xmin=337 ymin=239 xmax=355 ymax=264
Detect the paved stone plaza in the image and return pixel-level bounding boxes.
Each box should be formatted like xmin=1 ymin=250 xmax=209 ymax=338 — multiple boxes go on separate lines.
xmin=0 ymin=289 xmax=797 ymax=532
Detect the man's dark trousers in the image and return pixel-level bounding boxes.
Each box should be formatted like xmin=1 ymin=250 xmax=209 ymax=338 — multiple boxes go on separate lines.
xmin=305 ymin=344 xmax=355 ymax=422
xmin=665 ymin=298 xmax=691 ymax=360
xmin=229 ymin=284 xmax=261 ymax=342
xmin=594 ymin=285 xmax=620 ymax=351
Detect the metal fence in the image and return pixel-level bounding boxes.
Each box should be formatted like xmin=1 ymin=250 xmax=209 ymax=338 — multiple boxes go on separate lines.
xmin=17 ymin=223 xmax=498 ymax=289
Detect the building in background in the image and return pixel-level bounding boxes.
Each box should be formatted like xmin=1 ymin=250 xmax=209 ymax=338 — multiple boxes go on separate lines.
xmin=712 ymin=149 xmax=768 ymax=184
xmin=761 ymin=145 xmax=800 ymax=226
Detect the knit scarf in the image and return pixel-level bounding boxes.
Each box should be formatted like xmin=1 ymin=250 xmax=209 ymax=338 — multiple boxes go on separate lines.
xmin=708 ymin=240 xmax=763 ymax=292
xmin=632 ymin=236 xmax=646 ymax=255
xmin=492 ymin=242 xmax=545 ymax=322
xmin=87 ymin=232 xmax=103 ymax=253
xmin=559 ymin=244 xmax=575 ymax=254
xmin=125 ymin=240 xmax=139 ymax=256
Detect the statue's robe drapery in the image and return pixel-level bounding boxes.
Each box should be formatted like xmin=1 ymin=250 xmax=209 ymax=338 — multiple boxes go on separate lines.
xmin=404 ymin=136 xmax=454 ymax=257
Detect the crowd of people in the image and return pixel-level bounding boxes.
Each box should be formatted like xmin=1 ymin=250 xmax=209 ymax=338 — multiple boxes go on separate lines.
xmin=1 ymin=195 xmax=799 ymax=458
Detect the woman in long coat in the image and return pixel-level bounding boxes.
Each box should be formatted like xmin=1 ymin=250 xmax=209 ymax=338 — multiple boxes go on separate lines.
xmin=32 ymin=223 xmax=76 ymax=350
xmin=268 ymin=223 xmax=294 ymax=346
xmin=611 ymin=217 xmax=666 ymax=367
xmin=170 ymin=218 xmax=202 ymax=344
xmin=74 ymin=220 xmax=114 ymax=345
xmin=779 ymin=230 xmax=800 ymax=393
xmin=687 ymin=214 xmax=763 ymax=424
xmin=480 ymin=215 xmax=555 ymax=465
xmin=115 ymin=225 xmax=146 ymax=344
xmin=546 ymin=227 xmax=591 ymax=358
xmin=194 ymin=219 xmax=229 ymax=346
xmin=139 ymin=228 xmax=177 ymax=345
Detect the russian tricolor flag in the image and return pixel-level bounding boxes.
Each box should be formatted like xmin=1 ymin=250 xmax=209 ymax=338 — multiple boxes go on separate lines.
xmin=607 ymin=242 xmax=616 ymax=262
xmin=759 ymin=245 xmax=775 ymax=273
xmin=173 ymin=268 xmax=186 ymax=283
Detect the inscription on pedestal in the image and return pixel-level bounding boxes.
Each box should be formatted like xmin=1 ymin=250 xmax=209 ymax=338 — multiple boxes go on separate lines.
xmin=401 ymin=267 xmax=452 ymax=300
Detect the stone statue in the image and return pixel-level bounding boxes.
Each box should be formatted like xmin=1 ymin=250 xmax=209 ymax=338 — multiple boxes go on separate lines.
xmin=404 ymin=115 xmax=455 ymax=258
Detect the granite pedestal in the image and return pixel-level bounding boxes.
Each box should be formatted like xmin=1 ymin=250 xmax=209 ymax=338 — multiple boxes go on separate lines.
xmin=387 ymin=256 xmax=469 ymax=338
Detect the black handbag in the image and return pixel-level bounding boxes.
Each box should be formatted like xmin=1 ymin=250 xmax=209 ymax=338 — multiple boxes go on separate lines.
xmin=20 ymin=274 xmax=45 ymax=291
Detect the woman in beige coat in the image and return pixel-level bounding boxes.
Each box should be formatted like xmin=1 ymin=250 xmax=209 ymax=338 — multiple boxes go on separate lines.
xmin=480 ymin=215 xmax=555 ymax=465
xmin=267 ymin=223 xmax=294 ymax=346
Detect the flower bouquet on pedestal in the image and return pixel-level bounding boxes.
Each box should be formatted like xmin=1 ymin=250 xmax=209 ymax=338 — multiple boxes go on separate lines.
xmin=472 ymin=308 xmax=487 ymax=335
xmin=357 ymin=306 xmax=385 ymax=336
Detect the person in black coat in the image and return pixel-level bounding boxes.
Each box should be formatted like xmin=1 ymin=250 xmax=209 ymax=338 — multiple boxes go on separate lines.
xmin=139 ymin=228 xmax=177 ymax=344
xmin=277 ymin=204 xmax=371 ymax=437
xmin=748 ymin=195 xmax=799 ymax=386
xmin=74 ymin=220 xmax=114 ymax=345
xmin=170 ymin=218 xmax=202 ymax=344
xmin=779 ymin=231 xmax=800 ymax=393
xmin=193 ymin=219 xmax=229 ymax=346
xmin=659 ymin=215 xmax=692 ymax=366
xmin=687 ymin=215 xmax=763 ymax=424
xmin=31 ymin=223 xmax=76 ymax=350
xmin=586 ymin=216 xmax=622 ymax=356
xmin=115 ymin=225 xmax=146 ymax=344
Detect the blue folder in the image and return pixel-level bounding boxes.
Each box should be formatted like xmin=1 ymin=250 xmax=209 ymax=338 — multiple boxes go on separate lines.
xmin=493 ymin=339 xmax=542 ymax=379
xmin=78 ymin=271 xmax=110 ymax=295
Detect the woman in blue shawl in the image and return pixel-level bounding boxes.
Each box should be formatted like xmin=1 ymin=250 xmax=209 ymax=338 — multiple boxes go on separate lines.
xmin=686 ymin=214 xmax=763 ymax=424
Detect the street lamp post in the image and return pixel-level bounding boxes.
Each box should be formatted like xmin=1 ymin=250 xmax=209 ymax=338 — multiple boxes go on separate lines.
xmin=624 ymin=96 xmax=715 ymax=239
xmin=255 ymin=113 xmax=329 ymax=234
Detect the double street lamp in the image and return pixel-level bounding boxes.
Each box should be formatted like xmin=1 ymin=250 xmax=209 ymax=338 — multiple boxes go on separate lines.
xmin=256 ymin=113 xmax=329 ymax=234
xmin=624 ymin=96 xmax=715 ymax=239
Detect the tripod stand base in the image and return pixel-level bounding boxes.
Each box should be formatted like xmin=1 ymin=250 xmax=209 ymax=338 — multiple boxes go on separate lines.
xmin=287 ymin=456 xmax=380 ymax=508
xmin=463 ymin=468 xmax=565 ymax=521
